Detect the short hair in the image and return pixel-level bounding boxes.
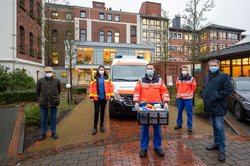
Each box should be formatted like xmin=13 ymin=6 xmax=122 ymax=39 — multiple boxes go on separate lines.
xmin=182 ymin=65 xmax=188 ymax=69
xmin=146 ymin=63 xmax=154 ymax=67
xmin=208 ymin=59 xmax=220 ymax=67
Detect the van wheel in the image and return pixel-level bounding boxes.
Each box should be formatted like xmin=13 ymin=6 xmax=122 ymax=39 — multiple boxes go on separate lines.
xmin=234 ymin=102 xmax=245 ymax=122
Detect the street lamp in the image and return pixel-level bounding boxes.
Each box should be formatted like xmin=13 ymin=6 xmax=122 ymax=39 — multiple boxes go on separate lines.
xmin=168 ymin=82 xmax=173 ymax=103
xmin=66 ymin=83 xmax=71 ymax=103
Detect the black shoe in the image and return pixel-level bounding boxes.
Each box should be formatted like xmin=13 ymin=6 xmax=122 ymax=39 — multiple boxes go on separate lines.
xmin=92 ymin=128 xmax=97 ymax=135
xmin=100 ymin=126 xmax=105 ymax=133
xmin=139 ymin=149 xmax=147 ymax=158
xmin=154 ymin=148 xmax=165 ymax=157
xmin=38 ymin=134 xmax=46 ymax=141
xmin=51 ymin=133 xmax=58 ymax=139
xmin=174 ymin=125 xmax=182 ymax=130
xmin=206 ymin=144 xmax=219 ymax=151
xmin=188 ymin=128 xmax=193 ymax=132
xmin=218 ymin=152 xmax=226 ymax=162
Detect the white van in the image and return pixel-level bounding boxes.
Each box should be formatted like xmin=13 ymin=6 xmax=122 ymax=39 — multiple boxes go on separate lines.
xmin=109 ymin=55 xmax=149 ymax=117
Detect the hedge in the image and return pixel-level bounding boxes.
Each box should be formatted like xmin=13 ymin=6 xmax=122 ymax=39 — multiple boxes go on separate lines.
xmin=0 ymin=91 xmax=37 ymax=104
xmin=72 ymin=87 xmax=87 ymax=95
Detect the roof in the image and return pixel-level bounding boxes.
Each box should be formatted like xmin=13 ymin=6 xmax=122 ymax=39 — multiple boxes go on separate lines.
xmin=235 ymin=35 xmax=250 ymax=45
xmin=204 ymin=24 xmax=245 ymax=32
xmin=201 ymin=42 xmax=250 ymax=60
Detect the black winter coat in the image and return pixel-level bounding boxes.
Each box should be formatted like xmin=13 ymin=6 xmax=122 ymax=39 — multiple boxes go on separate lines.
xmin=202 ymin=70 xmax=232 ymax=115
xmin=36 ymin=77 xmax=61 ymax=107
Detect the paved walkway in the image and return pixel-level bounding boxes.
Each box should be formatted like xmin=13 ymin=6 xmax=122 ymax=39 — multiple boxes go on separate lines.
xmin=0 ymin=107 xmax=18 ymax=160
xmin=7 ymin=98 xmax=250 ymax=165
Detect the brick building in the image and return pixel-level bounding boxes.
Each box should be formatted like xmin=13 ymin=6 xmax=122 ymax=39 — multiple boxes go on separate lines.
xmin=0 ymin=0 xmax=44 ymax=81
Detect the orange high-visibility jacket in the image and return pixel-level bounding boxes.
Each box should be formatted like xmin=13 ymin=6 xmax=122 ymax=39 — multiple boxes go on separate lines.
xmin=176 ymin=76 xmax=196 ymax=99
xmin=133 ymin=76 xmax=170 ymax=103
xmin=89 ymin=77 xmax=114 ymax=101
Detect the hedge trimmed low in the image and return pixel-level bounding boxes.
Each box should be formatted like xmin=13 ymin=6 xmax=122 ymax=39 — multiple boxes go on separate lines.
xmin=0 ymin=91 xmax=37 ymax=104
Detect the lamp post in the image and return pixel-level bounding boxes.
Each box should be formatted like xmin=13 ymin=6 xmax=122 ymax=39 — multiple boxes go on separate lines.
xmin=66 ymin=83 xmax=71 ymax=103
xmin=168 ymin=82 xmax=173 ymax=101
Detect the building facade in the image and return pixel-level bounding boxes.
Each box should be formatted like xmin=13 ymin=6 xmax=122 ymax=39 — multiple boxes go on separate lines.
xmin=46 ymin=2 xmax=158 ymax=85
xmin=0 ymin=0 xmax=44 ymax=81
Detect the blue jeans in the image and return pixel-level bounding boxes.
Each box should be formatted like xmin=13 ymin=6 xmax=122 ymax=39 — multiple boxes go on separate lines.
xmin=40 ymin=106 xmax=57 ymax=135
xmin=176 ymin=98 xmax=193 ymax=129
xmin=209 ymin=114 xmax=225 ymax=153
xmin=141 ymin=125 xmax=161 ymax=150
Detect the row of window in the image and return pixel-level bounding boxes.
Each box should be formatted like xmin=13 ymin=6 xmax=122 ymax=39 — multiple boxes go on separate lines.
xmin=79 ymin=11 xmax=121 ymax=22
xmin=19 ymin=0 xmax=42 ymax=24
xmin=19 ymin=26 xmax=40 ymax=57
xmin=51 ymin=12 xmax=72 ymax=20
xmin=200 ymin=43 xmax=230 ymax=53
xmin=170 ymin=31 xmax=239 ymax=41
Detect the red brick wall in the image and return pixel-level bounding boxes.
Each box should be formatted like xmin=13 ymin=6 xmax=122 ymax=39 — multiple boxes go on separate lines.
xmin=16 ymin=0 xmax=42 ymax=63
xmin=91 ymin=21 xmax=127 ymax=43
xmin=139 ymin=2 xmax=161 ymax=17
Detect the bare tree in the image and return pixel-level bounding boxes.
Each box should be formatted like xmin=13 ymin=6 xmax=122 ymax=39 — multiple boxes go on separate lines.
xmin=63 ymin=1 xmax=78 ymax=101
xmin=182 ymin=0 xmax=215 ymax=104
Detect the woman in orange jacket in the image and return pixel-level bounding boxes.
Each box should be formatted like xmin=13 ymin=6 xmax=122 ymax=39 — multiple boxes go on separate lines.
xmin=89 ymin=65 xmax=114 ymax=135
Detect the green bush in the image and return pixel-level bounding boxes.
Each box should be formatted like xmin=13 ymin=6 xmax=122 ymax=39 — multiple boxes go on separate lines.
xmin=195 ymin=86 xmax=203 ymax=98
xmin=24 ymin=103 xmax=41 ymax=126
xmin=0 ymin=92 xmax=37 ymax=104
xmin=168 ymin=86 xmax=177 ymax=105
xmin=72 ymin=87 xmax=87 ymax=95
xmin=0 ymin=65 xmax=10 ymax=92
xmin=193 ymin=98 xmax=207 ymax=116
xmin=9 ymin=68 xmax=35 ymax=92
xmin=24 ymin=100 xmax=74 ymax=127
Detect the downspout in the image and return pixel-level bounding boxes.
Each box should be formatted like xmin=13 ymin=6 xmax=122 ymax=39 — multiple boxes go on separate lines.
xmin=12 ymin=0 xmax=16 ymax=70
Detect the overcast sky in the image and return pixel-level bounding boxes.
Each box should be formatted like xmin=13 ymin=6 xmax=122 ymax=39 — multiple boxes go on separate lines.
xmin=68 ymin=0 xmax=249 ymax=34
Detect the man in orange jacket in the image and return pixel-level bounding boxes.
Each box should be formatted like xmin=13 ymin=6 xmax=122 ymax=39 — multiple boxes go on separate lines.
xmin=175 ymin=66 xmax=196 ymax=132
xmin=133 ymin=63 xmax=169 ymax=158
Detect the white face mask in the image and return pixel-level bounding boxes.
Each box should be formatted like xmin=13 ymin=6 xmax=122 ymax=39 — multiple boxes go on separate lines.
xmin=45 ymin=73 xmax=53 ymax=77
xmin=99 ymin=70 xmax=104 ymax=75
xmin=182 ymin=71 xmax=188 ymax=75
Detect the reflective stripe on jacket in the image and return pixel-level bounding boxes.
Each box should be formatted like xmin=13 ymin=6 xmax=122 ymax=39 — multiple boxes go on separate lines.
xmin=89 ymin=77 xmax=114 ymax=101
xmin=133 ymin=76 xmax=170 ymax=103
xmin=176 ymin=77 xmax=196 ymax=99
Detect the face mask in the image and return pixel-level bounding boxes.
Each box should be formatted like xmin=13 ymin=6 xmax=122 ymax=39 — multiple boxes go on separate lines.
xmin=146 ymin=70 xmax=154 ymax=77
xmin=210 ymin=66 xmax=219 ymax=73
xmin=182 ymin=71 xmax=188 ymax=75
xmin=99 ymin=70 xmax=104 ymax=75
xmin=45 ymin=73 xmax=53 ymax=77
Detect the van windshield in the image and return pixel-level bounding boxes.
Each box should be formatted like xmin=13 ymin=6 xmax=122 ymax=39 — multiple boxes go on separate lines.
xmin=112 ymin=65 xmax=146 ymax=81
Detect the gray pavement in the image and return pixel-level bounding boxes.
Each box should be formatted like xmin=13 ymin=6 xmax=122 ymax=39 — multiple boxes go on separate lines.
xmin=225 ymin=110 xmax=250 ymax=136
xmin=0 ymin=107 xmax=18 ymax=160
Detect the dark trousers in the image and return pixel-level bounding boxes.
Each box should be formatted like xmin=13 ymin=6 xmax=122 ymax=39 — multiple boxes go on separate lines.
xmin=93 ymin=99 xmax=107 ymax=128
xmin=40 ymin=106 xmax=57 ymax=135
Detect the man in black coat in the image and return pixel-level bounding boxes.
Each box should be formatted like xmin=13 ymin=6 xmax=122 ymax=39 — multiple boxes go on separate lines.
xmin=36 ymin=67 xmax=61 ymax=141
xmin=202 ymin=59 xmax=232 ymax=162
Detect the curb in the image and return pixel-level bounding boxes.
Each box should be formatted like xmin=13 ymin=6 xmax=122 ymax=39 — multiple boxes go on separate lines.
xmin=224 ymin=114 xmax=248 ymax=136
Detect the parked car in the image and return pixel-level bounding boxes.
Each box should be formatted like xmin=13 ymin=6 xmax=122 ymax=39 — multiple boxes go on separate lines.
xmin=227 ymin=77 xmax=250 ymax=121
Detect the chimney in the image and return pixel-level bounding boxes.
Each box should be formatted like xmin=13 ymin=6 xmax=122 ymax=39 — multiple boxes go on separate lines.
xmin=92 ymin=1 xmax=105 ymax=9
xmin=172 ymin=16 xmax=181 ymax=29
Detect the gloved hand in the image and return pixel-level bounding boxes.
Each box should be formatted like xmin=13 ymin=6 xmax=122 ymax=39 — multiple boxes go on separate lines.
xmin=164 ymin=103 xmax=168 ymax=109
xmin=135 ymin=103 xmax=140 ymax=110
xmin=109 ymin=97 xmax=114 ymax=101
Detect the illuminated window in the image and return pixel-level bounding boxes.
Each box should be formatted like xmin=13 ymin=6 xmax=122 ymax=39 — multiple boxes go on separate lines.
xmin=61 ymin=72 xmax=67 ymax=77
xmin=103 ymin=49 xmax=116 ymax=65
xmin=52 ymin=12 xmax=58 ymax=19
xmin=52 ymin=52 xmax=58 ymax=65
xmin=77 ymin=48 xmax=94 ymax=64
xmin=115 ymin=32 xmax=119 ymax=43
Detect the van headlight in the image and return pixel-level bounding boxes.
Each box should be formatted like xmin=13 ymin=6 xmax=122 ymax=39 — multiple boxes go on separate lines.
xmin=114 ymin=88 xmax=124 ymax=102
xmin=242 ymin=101 xmax=250 ymax=110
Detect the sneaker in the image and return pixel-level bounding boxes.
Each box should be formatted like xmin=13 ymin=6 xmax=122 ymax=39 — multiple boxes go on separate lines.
xmin=100 ymin=126 xmax=105 ymax=133
xmin=139 ymin=149 xmax=147 ymax=158
xmin=174 ymin=125 xmax=182 ymax=130
xmin=51 ymin=133 xmax=58 ymax=139
xmin=188 ymin=128 xmax=193 ymax=132
xmin=218 ymin=152 xmax=226 ymax=162
xmin=154 ymin=148 xmax=165 ymax=157
xmin=206 ymin=144 xmax=219 ymax=151
xmin=38 ymin=134 xmax=46 ymax=141
xmin=92 ymin=128 xmax=97 ymax=135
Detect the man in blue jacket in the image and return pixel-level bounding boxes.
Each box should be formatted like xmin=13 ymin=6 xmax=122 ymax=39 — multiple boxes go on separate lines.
xmin=202 ymin=59 xmax=232 ymax=162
